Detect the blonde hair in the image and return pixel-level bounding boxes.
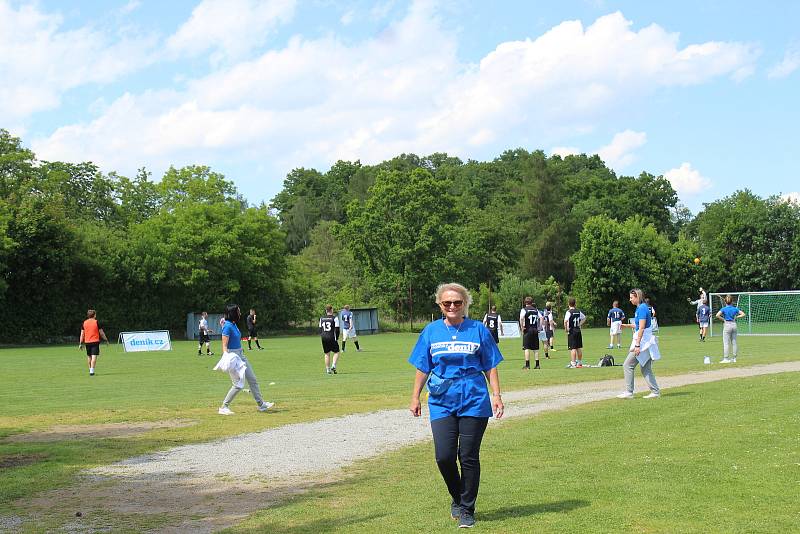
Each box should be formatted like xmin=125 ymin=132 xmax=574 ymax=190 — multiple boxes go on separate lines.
xmin=629 ymin=288 xmax=644 ymax=304
xmin=435 ymin=282 xmax=473 ymax=317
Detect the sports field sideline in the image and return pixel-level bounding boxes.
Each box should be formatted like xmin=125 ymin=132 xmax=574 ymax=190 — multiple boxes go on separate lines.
xmin=1 ymin=325 xmax=799 ymax=532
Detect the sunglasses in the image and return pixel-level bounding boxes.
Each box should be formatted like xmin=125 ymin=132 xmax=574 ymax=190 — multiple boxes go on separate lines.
xmin=440 ymin=300 xmax=464 ymax=308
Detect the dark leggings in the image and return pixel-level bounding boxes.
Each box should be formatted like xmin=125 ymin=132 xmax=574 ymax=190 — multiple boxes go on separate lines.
xmin=430 ymin=415 xmax=489 ymax=514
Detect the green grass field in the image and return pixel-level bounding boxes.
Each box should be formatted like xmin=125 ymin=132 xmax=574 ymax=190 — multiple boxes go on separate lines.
xmin=2 ymin=325 xmax=799 ymax=531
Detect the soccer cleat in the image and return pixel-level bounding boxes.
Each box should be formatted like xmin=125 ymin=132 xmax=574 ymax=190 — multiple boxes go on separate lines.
xmin=326 ymin=369 xmax=332 ymax=374
xmin=576 ymin=363 xmax=583 ymax=368
xmin=616 ymin=391 xmax=634 ymax=399
xmin=207 ymin=351 xmax=214 ymax=356
xmin=458 ymin=511 xmax=475 ymax=528
xmin=450 ymin=502 xmax=461 ymax=520
xmin=218 ymin=406 xmax=234 ymax=415
xmin=534 ymin=363 xmax=540 ymax=369
xmin=89 ymin=371 xmax=95 ymax=376
xmin=550 ymin=348 xmax=557 ymax=352
xmin=357 ymin=348 xmax=362 ymax=352
xmin=545 ymin=353 xmax=550 ymax=359
xmin=616 ymin=345 xmax=621 ymax=349
xmin=522 ymin=364 xmax=530 ymax=370
xmin=731 ymin=358 xmax=736 ymax=363
xmin=643 ymin=392 xmax=660 ymax=399
xmin=331 ymin=367 xmax=337 ymax=374
xmin=720 ymin=358 xmax=731 ymax=364
xmin=198 ymin=350 xmax=202 ymax=356
xmin=258 ymin=401 xmax=274 ymax=412
xmin=607 ymin=345 xmax=614 ymax=349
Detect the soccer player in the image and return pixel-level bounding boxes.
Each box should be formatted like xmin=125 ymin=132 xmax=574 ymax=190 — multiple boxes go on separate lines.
xmin=482 ymin=305 xmax=504 ymax=344
xmin=197 ymin=311 xmax=214 ymax=356
xmin=696 ymin=299 xmax=711 ymax=342
xmin=688 ymin=287 xmax=708 ymax=338
xmin=538 ymin=307 xmax=551 ymax=359
xmin=564 ymin=298 xmax=586 ymax=368
xmin=340 ymin=305 xmax=361 ymax=352
xmin=246 ymin=308 xmax=263 ymax=351
xmin=78 ymin=309 xmax=109 ymax=376
xmin=320 ymin=305 xmax=341 ymax=374
xmin=607 ymin=300 xmax=625 ymax=349
xmin=544 ymin=303 xmax=556 ymax=351
xmin=519 ymin=297 xmax=541 ymax=369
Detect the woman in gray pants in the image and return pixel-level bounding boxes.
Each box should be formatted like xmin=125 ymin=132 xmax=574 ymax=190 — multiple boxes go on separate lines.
xmin=617 ymin=288 xmax=660 ymax=399
xmin=715 ymin=295 xmax=746 ymax=363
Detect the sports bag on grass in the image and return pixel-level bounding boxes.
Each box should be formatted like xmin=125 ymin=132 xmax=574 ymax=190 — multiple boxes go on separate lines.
xmin=599 ymin=354 xmax=615 ymax=367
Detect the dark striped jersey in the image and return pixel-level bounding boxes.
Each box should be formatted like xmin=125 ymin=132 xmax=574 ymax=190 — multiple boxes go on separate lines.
xmin=319 ymin=315 xmax=339 ymax=340
xmin=520 ymin=306 xmax=540 ymax=332
xmin=565 ymin=309 xmax=585 ymax=334
xmin=483 ymin=313 xmax=500 ymax=332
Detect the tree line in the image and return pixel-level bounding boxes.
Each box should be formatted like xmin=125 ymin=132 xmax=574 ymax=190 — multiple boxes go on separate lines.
xmin=2 ymin=128 xmax=799 ymax=342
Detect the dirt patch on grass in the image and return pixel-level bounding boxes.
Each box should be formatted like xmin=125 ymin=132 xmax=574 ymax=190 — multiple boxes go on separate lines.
xmin=4 ymin=419 xmax=198 ymax=443
xmin=0 ymin=453 xmax=48 ymax=468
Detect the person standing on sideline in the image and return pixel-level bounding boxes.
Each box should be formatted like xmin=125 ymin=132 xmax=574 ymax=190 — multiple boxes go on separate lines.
xmin=246 ymin=308 xmax=264 ymax=351
xmin=482 ymin=305 xmax=504 ymax=344
xmin=607 ymin=300 xmax=625 ymax=349
xmin=340 ymin=305 xmax=361 ymax=352
xmin=78 ymin=309 xmax=109 ymax=376
xmin=538 ymin=307 xmax=551 ymax=359
xmin=198 ymin=311 xmax=214 ymax=356
xmin=564 ymin=298 xmax=586 ymax=368
xmin=519 ymin=297 xmax=541 ymax=369
xmin=320 ymin=305 xmax=341 ymax=374
xmin=545 ymin=303 xmax=557 ymax=351
xmin=617 ymin=289 xmax=661 ymax=399
xmin=408 ymin=282 xmax=504 ymax=529
xmin=218 ymin=304 xmax=273 ymax=415
xmin=715 ymin=295 xmax=746 ymax=363
xmin=696 ymin=300 xmax=711 ymax=342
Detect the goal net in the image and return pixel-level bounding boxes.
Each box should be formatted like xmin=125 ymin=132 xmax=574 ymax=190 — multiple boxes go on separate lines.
xmin=709 ymin=291 xmax=800 ymax=336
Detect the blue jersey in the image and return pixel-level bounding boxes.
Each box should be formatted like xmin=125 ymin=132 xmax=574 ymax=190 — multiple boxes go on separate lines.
xmin=607 ymin=307 xmax=625 ymax=322
xmin=408 ymin=318 xmax=503 ymax=421
xmin=697 ymin=305 xmax=711 ymax=322
xmin=720 ymin=305 xmax=741 ymax=321
xmin=221 ymin=320 xmax=242 ymax=350
xmin=341 ymin=310 xmax=353 ymax=329
xmin=633 ymin=303 xmax=652 ymax=332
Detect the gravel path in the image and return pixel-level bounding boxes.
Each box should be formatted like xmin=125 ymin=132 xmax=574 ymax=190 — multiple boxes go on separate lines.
xmin=96 ymin=361 xmax=800 ymax=481
xmin=11 ymin=361 xmax=800 ymax=533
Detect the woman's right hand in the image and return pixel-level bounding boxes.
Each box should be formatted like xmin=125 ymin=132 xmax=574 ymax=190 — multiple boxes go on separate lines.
xmin=409 ymin=396 xmax=421 ymax=417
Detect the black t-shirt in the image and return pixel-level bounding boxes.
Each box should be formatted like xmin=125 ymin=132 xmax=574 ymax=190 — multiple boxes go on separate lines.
xmin=566 ymin=309 xmax=583 ymax=334
xmin=246 ymin=314 xmax=255 ymax=329
xmin=319 ymin=316 xmax=338 ymax=340
xmin=522 ymin=306 xmax=540 ymax=332
xmin=485 ymin=313 xmax=499 ymax=332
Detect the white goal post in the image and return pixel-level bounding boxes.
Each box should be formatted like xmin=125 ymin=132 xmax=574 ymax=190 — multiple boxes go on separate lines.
xmin=709 ymin=290 xmax=800 ymax=336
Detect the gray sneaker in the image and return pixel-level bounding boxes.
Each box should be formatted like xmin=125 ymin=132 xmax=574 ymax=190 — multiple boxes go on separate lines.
xmin=450 ymin=502 xmax=461 ymax=520
xmin=458 ymin=511 xmax=475 ymax=528
xmin=258 ymin=401 xmax=274 ymax=412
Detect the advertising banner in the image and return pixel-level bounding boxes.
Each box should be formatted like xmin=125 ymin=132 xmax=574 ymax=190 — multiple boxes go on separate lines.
xmin=120 ymin=331 xmax=172 ymax=352
xmin=499 ymin=321 xmax=521 ymax=338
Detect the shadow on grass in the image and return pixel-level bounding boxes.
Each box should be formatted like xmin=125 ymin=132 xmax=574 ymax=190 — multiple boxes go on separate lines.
xmin=480 ymin=499 xmax=590 ymax=521
xmin=233 ymin=512 xmax=387 ymax=534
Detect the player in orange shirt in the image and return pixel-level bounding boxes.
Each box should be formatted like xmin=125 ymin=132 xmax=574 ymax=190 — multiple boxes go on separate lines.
xmin=78 ymin=309 xmax=109 ymax=376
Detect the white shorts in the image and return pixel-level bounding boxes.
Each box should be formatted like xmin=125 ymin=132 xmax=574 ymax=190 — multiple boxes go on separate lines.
xmin=537 ymin=330 xmax=547 ymax=341
xmin=342 ymin=327 xmax=357 ymax=340
xmin=699 ymin=321 xmax=709 ymax=328
xmin=609 ymin=321 xmax=622 ymax=335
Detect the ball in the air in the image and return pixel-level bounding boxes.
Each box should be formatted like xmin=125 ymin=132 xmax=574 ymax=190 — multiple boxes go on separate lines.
xmin=694 ymin=257 xmax=701 ymax=265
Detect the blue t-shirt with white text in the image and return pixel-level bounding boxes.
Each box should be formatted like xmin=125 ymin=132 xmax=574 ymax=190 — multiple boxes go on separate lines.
xmin=408 ymin=318 xmax=503 ymax=421
xmin=608 ymin=307 xmax=625 ymax=322
xmin=697 ymin=305 xmax=711 ymax=322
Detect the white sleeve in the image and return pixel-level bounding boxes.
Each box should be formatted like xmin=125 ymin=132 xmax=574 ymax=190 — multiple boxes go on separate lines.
xmin=564 ymin=312 xmax=570 ymax=322
xmin=482 ymin=314 xmax=488 ymax=324
xmin=334 ymin=316 xmax=340 ymax=327
xmin=519 ymin=309 xmax=526 ymax=321
xmin=580 ymin=312 xmax=586 ymax=322
xmin=497 ymin=315 xmax=502 ymax=323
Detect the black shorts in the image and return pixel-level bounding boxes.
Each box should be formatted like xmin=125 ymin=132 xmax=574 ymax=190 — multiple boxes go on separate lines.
xmin=199 ymin=332 xmax=210 ymax=344
xmin=85 ymin=342 xmax=100 ymax=356
xmin=545 ymin=329 xmax=554 ymax=339
xmin=522 ymin=330 xmax=539 ymax=350
xmin=489 ymin=329 xmax=499 ymax=344
xmin=567 ymin=331 xmax=583 ymax=350
xmin=322 ymin=338 xmax=340 ymax=354
xmin=248 ymin=328 xmax=258 ymax=338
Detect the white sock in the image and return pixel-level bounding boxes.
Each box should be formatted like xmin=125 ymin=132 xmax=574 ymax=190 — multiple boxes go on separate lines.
xmin=89 ymin=367 xmax=94 ymax=373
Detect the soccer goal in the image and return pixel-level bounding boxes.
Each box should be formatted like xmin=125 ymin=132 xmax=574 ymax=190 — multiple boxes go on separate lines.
xmin=709 ymin=291 xmax=800 ymax=336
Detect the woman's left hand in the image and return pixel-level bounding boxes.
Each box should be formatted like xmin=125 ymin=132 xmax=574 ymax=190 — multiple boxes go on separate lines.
xmin=493 ymin=396 xmax=504 ymax=419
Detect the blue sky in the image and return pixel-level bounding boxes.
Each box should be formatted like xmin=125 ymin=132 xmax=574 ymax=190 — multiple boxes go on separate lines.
xmin=2 ymin=0 xmax=798 ymax=212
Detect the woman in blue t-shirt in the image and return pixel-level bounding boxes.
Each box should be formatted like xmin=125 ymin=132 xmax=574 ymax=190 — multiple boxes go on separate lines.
xmin=408 ymin=283 xmax=504 ymax=529
xmin=218 ymin=304 xmax=273 ymax=415
xmin=617 ymin=288 xmax=661 ymax=399
xmin=714 ymin=295 xmax=746 ymax=363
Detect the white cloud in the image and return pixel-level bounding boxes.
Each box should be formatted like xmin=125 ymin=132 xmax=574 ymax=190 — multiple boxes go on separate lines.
xmin=166 ymin=0 xmax=296 ymax=63
xmin=780 ymin=192 xmax=800 ymax=204
xmin=596 ymin=130 xmax=647 ymax=169
xmin=550 ymin=146 xmax=580 ymax=158
xmin=340 ymin=10 xmax=355 ymax=26
xmin=663 ymin=162 xmax=712 ymax=196
xmin=31 ymin=7 xmax=759 ymax=200
xmin=0 ymin=0 xmax=156 ymax=121
xmin=768 ymin=43 xmax=800 ymax=79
